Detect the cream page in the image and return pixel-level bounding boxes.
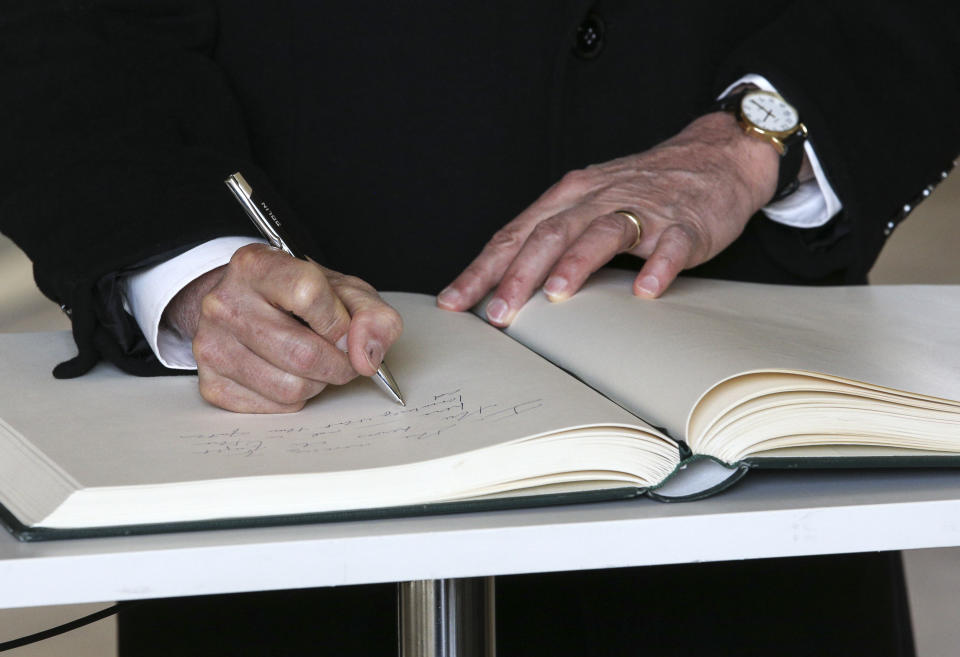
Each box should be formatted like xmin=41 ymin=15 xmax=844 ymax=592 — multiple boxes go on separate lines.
xmin=0 ymin=294 xmax=656 ymax=489
xmin=503 ymin=269 xmax=960 ymax=440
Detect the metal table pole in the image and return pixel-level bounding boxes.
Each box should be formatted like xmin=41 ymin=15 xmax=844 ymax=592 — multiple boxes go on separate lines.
xmin=398 ymin=577 xmax=496 ymax=657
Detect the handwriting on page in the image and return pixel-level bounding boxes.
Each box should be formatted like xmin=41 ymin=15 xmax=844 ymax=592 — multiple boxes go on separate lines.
xmin=178 ymin=389 xmax=544 ymax=458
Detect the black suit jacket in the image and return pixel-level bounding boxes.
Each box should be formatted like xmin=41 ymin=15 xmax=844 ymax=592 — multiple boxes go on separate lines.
xmin=1 ymin=0 xmax=958 ymax=377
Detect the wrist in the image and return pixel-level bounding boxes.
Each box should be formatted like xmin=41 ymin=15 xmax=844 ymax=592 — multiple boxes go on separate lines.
xmin=697 ymin=111 xmax=780 ymax=212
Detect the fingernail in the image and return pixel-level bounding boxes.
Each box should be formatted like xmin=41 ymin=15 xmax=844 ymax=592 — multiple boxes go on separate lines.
xmin=437 ymin=287 xmax=462 ymax=308
xmin=543 ymin=276 xmax=568 ymax=301
xmin=365 ymin=340 xmax=384 ymax=370
xmin=635 ymin=275 xmax=660 ymax=297
xmin=485 ymin=298 xmax=511 ymax=324
xmin=335 ymin=334 xmax=349 ymax=352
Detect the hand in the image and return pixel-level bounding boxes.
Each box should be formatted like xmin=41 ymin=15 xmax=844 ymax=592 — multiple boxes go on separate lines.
xmin=163 ymin=243 xmax=403 ymax=413
xmin=437 ymin=112 xmax=781 ymax=325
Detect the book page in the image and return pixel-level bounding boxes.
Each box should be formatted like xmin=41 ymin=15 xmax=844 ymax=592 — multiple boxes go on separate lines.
xmin=503 ymin=269 xmax=960 ymax=440
xmin=0 ymin=294 xmax=660 ymax=491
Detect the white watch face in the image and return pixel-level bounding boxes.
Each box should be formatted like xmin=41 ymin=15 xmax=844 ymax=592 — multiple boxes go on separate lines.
xmin=741 ymin=91 xmax=799 ymax=133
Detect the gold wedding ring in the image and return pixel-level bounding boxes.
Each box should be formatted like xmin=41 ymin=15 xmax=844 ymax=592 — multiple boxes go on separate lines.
xmin=614 ymin=210 xmax=643 ymax=250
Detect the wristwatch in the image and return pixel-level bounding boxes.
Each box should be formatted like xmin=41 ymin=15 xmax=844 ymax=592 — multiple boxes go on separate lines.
xmin=714 ymin=88 xmax=808 ymax=201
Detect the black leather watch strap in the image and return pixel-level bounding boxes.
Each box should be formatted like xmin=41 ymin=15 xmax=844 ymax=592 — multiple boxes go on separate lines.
xmin=771 ymin=129 xmax=805 ymax=201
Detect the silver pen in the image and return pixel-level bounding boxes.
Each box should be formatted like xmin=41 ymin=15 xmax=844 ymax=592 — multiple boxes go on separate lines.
xmin=224 ymin=172 xmax=405 ymax=406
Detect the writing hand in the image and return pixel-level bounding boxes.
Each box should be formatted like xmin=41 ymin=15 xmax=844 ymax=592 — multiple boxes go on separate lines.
xmin=437 ymin=112 xmax=780 ymax=325
xmin=164 ymin=243 xmax=403 ymax=413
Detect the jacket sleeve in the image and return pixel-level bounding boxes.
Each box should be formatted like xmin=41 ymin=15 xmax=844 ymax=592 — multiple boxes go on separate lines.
xmin=0 ymin=0 xmax=273 ymax=377
xmin=715 ymin=0 xmax=960 ymax=282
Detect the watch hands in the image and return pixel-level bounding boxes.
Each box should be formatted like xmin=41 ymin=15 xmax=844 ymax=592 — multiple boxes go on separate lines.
xmin=749 ymin=99 xmax=775 ymax=122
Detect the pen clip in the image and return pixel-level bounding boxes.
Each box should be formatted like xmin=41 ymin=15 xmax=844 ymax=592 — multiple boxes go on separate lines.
xmin=224 ymin=172 xmax=298 ymax=258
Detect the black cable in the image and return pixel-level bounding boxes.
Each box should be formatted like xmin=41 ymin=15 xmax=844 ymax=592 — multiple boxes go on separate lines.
xmin=0 ymin=601 xmax=138 ymax=652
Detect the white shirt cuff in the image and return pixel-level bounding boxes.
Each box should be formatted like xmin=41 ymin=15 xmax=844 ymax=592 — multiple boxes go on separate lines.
xmin=121 ymin=236 xmax=265 ymax=370
xmin=720 ymin=74 xmax=843 ymax=229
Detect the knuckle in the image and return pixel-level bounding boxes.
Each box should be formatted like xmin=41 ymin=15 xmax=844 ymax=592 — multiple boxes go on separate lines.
xmin=199 ymin=290 xmax=235 ymax=324
xmin=592 ymin=214 xmax=628 ymax=239
xmin=530 ymin=218 xmax=568 ymax=246
xmin=198 ymin=372 xmax=229 ymax=407
xmin=498 ymin=270 xmax=534 ymax=297
xmin=284 ymin=338 xmax=326 ymax=375
xmin=305 ymin=349 xmax=354 ymax=386
xmin=486 ymin=226 xmax=523 ymax=253
xmin=198 ymin=385 xmax=221 ymax=408
xmin=556 ymin=250 xmax=591 ymax=273
xmin=668 ymin=221 xmax=708 ymax=255
xmin=275 ymin=374 xmax=315 ymax=405
xmin=360 ymin=306 xmax=404 ymax=341
xmin=290 ymin=277 xmax=329 ymax=312
xmin=192 ymin=332 xmax=221 ymax=367
xmin=674 ymin=221 xmax=701 ymax=241
xmin=230 ymin=243 xmax=267 ymax=273
xmin=312 ymin=308 xmax=350 ymax=339
xmin=558 ymin=168 xmax=593 ymax=191
xmin=652 ymin=230 xmax=697 ymax=270
xmin=687 ymin=222 xmax=714 ymax=256
xmin=653 ymin=249 xmax=683 ymax=270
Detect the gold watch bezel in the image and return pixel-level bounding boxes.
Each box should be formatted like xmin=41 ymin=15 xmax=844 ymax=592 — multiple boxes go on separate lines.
xmin=738 ymin=90 xmax=807 ymax=155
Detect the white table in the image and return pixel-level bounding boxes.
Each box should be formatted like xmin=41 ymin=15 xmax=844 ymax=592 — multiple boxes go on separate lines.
xmin=3 ymin=468 xmax=960 ymax=653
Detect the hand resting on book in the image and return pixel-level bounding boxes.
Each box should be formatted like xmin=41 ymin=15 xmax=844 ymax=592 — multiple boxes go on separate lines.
xmin=162 ymin=243 xmax=403 ymax=413
xmin=437 ymin=111 xmax=785 ymax=326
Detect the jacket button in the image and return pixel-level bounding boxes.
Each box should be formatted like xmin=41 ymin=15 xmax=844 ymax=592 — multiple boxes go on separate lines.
xmin=573 ymin=13 xmax=605 ymax=59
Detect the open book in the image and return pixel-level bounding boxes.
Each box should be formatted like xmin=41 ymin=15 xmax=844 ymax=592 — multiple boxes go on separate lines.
xmin=1 ymin=269 xmax=959 ymax=540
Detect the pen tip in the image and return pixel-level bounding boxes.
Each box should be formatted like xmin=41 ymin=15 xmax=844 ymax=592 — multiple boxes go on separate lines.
xmin=373 ymin=362 xmax=405 ymax=407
